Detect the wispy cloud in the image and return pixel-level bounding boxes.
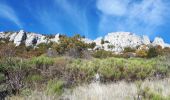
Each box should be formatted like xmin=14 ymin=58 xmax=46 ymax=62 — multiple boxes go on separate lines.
xmin=26 ymin=0 xmax=89 ymax=34
xmin=96 ymin=0 xmax=169 ymax=36
xmin=54 ymin=0 xmax=89 ymax=34
xmin=97 ymin=0 xmax=129 ymax=16
xmin=36 ymin=9 xmax=63 ymax=33
xmin=0 ymin=3 xmax=22 ymax=28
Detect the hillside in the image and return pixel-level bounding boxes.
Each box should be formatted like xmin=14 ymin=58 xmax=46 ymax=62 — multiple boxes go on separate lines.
xmin=0 ymin=30 xmax=170 ymax=100
xmin=0 ymin=30 xmax=169 ymax=53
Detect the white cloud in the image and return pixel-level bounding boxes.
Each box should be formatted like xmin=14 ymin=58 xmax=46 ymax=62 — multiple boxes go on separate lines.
xmin=96 ymin=0 xmax=169 ymax=35
xmin=129 ymin=0 xmax=166 ymax=25
xmin=97 ymin=0 xmax=130 ymax=16
xmin=0 ymin=3 xmax=22 ymax=27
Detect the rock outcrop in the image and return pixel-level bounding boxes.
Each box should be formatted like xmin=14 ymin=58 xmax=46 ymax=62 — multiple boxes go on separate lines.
xmin=152 ymin=37 xmax=166 ymax=48
xmin=0 ymin=30 xmax=60 ymax=47
xmin=84 ymin=32 xmax=151 ymax=53
xmin=0 ymin=30 xmax=169 ymax=53
xmin=50 ymin=34 xmax=60 ymax=43
xmin=84 ymin=32 xmax=169 ymax=53
xmin=142 ymin=35 xmax=150 ymax=45
xmin=13 ymin=30 xmax=27 ymax=46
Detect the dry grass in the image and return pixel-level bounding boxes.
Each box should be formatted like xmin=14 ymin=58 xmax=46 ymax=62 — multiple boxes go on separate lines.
xmin=6 ymin=78 xmax=170 ymax=100
xmin=6 ymin=91 xmax=57 ymax=100
xmin=62 ymin=78 xmax=170 ymax=100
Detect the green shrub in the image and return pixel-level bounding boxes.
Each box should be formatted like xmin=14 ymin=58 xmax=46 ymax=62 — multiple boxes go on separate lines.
xmin=0 ymin=57 xmax=31 ymax=71
xmin=147 ymin=47 xmax=159 ymax=58
xmin=26 ymin=74 xmax=43 ymax=83
xmin=31 ymin=55 xmax=54 ymax=70
xmin=88 ymin=42 xmax=96 ymax=49
xmin=154 ymin=56 xmax=169 ymax=77
xmin=52 ymin=34 xmax=89 ymax=56
xmin=46 ymin=80 xmax=65 ymax=95
xmin=68 ymin=57 xmax=167 ymax=82
xmin=0 ymin=73 xmax=5 ymax=81
xmin=68 ymin=59 xmax=98 ymax=83
xmin=37 ymin=43 xmax=52 ymax=54
xmin=136 ymin=50 xmax=147 ymax=58
xmin=93 ymin=50 xmax=114 ymax=58
xmin=136 ymin=86 xmax=170 ymax=100
xmin=124 ymin=47 xmax=136 ymax=53
xmin=20 ymin=88 xmax=32 ymax=96
xmin=0 ymin=58 xmax=31 ymax=95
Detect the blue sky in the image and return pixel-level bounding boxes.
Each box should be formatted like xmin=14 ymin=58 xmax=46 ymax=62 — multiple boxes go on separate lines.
xmin=0 ymin=0 xmax=170 ymax=43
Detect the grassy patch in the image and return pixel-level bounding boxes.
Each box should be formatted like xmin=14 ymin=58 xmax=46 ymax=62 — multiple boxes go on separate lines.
xmin=46 ymin=80 xmax=65 ymax=95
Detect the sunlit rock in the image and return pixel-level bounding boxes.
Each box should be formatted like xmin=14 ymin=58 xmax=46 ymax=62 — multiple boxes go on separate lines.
xmin=0 ymin=32 xmax=5 ymax=39
xmin=0 ymin=30 xmax=169 ymax=52
xmin=25 ymin=33 xmax=37 ymax=46
xmin=142 ymin=35 xmax=150 ymax=45
xmin=9 ymin=32 xmax=18 ymax=41
xmin=13 ymin=30 xmax=27 ymax=46
xmin=50 ymin=33 xmax=60 ymax=43
xmin=152 ymin=37 xmax=165 ymax=48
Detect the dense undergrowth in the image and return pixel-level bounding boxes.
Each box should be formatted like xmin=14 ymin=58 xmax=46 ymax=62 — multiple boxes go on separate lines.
xmin=72 ymin=57 xmax=169 ymax=81
xmin=0 ymin=35 xmax=170 ymax=99
xmin=0 ymin=55 xmax=169 ymax=99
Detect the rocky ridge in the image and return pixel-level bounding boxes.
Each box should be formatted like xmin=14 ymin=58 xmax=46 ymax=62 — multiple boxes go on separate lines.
xmin=0 ymin=30 xmax=60 ymax=47
xmin=0 ymin=30 xmax=169 ymax=53
xmin=89 ymin=32 xmax=170 ymax=52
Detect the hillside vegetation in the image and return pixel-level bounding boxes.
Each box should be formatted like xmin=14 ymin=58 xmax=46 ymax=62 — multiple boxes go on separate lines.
xmin=0 ymin=34 xmax=170 ymax=100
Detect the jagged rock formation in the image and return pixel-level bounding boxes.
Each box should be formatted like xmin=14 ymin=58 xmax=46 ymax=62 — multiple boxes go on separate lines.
xmin=103 ymin=32 xmax=145 ymax=52
xmin=152 ymin=37 xmax=170 ymax=48
xmin=13 ymin=30 xmax=27 ymax=46
xmin=84 ymin=32 xmax=169 ymax=53
xmin=50 ymin=34 xmax=60 ymax=43
xmin=0 ymin=30 xmax=169 ymax=53
xmin=142 ymin=35 xmax=151 ymax=45
xmin=0 ymin=30 xmax=60 ymax=47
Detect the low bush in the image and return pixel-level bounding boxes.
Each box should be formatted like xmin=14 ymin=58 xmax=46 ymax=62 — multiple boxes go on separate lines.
xmin=26 ymin=74 xmax=43 ymax=83
xmin=20 ymin=88 xmax=32 ymax=96
xmin=147 ymin=47 xmax=159 ymax=58
xmin=136 ymin=86 xmax=170 ymax=100
xmin=68 ymin=59 xmax=99 ymax=83
xmin=0 ymin=74 xmax=5 ymax=82
xmin=46 ymin=80 xmax=65 ymax=95
xmin=93 ymin=50 xmax=114 ymax=58
xmin=0 ymin=58 xmax=31 ymax=71
xmin=124 ymin=47 xmax=136 ymax=53
xmin=68 ymin=57 xmax=168 ymax=82
xmin=48 ymin=57 xmax=69 ymax=78
xmin=0 ymin=43 xmax=16 ymax=58
xmin=52 ymin=34 xmax=89 ymax=56
xmin=136 ymin=49 xmax=147 ymax=58
xmin=162 ymin=47 xmax=170 ymax=56
xmin=0 ymin=58 xmax=31 ymax=95
xmin=31 ymin=55 xmax=54 ymax=71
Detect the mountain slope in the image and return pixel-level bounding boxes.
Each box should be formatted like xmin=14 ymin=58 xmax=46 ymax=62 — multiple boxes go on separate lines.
xmin=0 ymin=30 xmax=169 ymax=53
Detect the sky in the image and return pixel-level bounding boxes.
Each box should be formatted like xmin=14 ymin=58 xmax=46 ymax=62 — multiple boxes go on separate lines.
xmin=0 ymin=0 xmax=170 ymax=43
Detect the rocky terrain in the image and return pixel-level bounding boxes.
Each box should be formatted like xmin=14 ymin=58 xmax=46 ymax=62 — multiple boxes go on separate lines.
xmin=0 ymin=30 xmax=169 ymax=53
